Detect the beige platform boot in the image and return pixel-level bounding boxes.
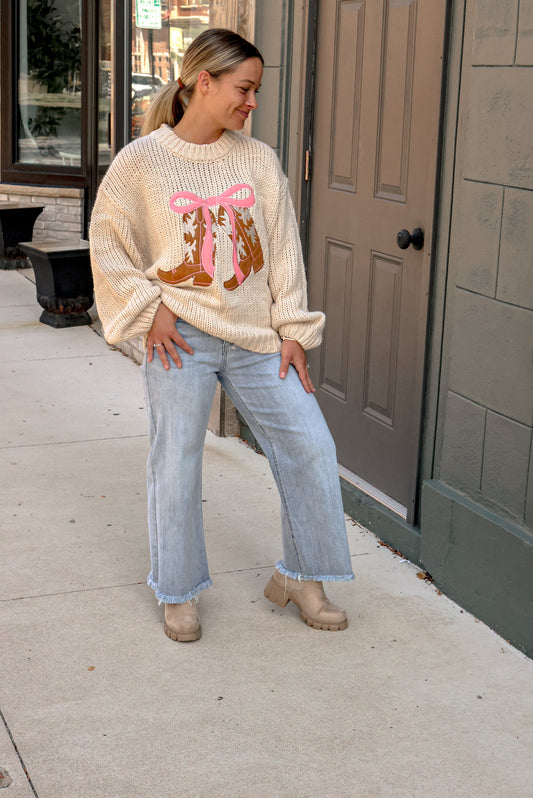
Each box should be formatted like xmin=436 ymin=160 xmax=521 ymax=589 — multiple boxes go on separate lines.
xmin=164 ymin=600 xmax=202 ymax=642
xmin=264 ymin=569 xmax=348 ymax=631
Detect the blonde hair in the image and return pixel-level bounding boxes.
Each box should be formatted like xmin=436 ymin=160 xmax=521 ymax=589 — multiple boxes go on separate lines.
xmin=141 ymin=28 xmax=263 ymax=136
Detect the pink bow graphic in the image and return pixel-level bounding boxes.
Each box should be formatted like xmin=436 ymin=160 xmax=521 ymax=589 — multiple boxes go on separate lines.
xmin=169 ymin=183 xmax=256 ymax=285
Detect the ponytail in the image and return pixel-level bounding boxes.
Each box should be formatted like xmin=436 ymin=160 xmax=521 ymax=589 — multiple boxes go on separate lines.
xmin=140 ymin=81 xmax=189 ymax=136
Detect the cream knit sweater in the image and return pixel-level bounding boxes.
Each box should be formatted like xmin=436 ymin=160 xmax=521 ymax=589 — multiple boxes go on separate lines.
xmin=89 ymin=124 xmax=325 ymax=352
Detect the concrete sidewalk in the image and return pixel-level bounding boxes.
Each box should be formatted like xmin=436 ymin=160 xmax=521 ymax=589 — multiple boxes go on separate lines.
xmin=1 ymin=268 xmax=532 ymax=798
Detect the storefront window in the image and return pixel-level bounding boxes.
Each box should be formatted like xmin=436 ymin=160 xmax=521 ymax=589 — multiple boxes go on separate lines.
xmin=3 ymin=0 xmax=251 ymax=187
xmin=130 ymin=0 xmax=210 ymax=139
xmin=17 ymin=0 xmax=82 ymax=166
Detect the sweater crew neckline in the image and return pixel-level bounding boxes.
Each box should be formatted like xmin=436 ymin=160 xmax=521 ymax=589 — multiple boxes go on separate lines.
xmin=152 ymin=124 xmax=237 ymax=161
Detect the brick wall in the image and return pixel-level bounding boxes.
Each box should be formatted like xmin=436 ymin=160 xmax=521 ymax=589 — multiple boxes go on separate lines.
xmin=436 ymin=0 xmax=533 ymax=529
xmin=0 ymin=184 xmax=84 ymax=241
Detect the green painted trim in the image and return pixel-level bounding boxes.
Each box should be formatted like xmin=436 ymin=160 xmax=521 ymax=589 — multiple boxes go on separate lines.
xmin=420 ymin=480 xmax=533 ymax=658
xmin=340 ymin=479 xmax=422 ymax=565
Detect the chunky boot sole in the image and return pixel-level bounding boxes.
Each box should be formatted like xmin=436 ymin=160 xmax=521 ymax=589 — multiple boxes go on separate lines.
xmin=263 ymin=576 xmax=348 ymax=631
xmin=164 ymin=622 xmax=202 ymax=642
xmin=301 ymin=614 xmax=348 ymax=632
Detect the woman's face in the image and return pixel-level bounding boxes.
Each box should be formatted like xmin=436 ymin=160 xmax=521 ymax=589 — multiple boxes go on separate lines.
xmin=204 ymin=57 xmax=263 ymax=132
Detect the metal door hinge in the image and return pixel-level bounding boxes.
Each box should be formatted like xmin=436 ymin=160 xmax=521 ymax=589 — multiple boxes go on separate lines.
xmin=305 ymin=150 xmax=312 ymax=182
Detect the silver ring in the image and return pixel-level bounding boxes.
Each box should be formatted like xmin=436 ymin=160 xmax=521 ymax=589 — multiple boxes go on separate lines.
xmin=154 ymin=343 xmax=163 ymax=348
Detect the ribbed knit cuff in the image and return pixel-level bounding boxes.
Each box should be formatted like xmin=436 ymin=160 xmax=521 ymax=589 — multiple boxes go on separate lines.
xmin=277 ymin=320 xmax=324 ymax=351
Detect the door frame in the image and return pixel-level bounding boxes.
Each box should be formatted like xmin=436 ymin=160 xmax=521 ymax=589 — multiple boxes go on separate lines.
xmin=297 ymin=0 xmax=319 ymax=256
xmin=298 ymin=0 xmax=454 ymax=531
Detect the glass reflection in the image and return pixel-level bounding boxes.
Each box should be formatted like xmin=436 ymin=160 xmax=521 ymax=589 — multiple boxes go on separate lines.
xmin=17 ymin=0 xmax=82 ymax=166
xmin=99 ymin=0 xmax=112 ymax=170
xmin=130 ymin=0 xmax=210 ymax=140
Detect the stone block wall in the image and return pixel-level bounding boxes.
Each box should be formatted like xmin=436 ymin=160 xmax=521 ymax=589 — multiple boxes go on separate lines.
xmin=0 ymin=184 xmax=84 ymax=242
xmin=436 ymin=0 xmax=533 ymax=530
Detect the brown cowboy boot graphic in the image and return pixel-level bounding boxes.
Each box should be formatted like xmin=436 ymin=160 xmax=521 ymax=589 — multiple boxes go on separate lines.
xmin=218 ymin=206 xmax=264 ymax=291
xmin=157 ymin=207 xmax=215 ymax=287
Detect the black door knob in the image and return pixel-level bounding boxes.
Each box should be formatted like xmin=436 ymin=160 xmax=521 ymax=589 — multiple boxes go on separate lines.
xmin=396 ymin=228 xmax=424 ymax=250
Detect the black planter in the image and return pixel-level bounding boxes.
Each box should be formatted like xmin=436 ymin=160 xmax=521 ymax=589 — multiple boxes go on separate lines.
xmin=0 ymin=203 xmax=44 ymax=269
xmin=19 ymin=240 xmax=94 ymax=328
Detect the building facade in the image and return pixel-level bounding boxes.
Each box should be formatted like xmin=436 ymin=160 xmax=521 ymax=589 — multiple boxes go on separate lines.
xmin=1 ymin=0 xmax=532 ymax=656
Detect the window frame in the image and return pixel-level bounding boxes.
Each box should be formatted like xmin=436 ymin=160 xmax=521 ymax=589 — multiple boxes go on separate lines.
xmin=0 ymin=0 xmax=94 ymax=188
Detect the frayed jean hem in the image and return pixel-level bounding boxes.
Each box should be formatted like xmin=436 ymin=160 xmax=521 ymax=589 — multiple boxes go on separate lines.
xmin=147 ymin=574 xmax=213 ymax=604
xmin=275 ymin=561 xmax=355 ymax=582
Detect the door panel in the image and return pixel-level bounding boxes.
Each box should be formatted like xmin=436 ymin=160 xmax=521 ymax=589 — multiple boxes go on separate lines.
xmin=320 ymin=238 xmax=355 ymax=401
xmin=363 ymin=251 xmax=402 ymax=427
xmin=307 ymin=0 xmax=446 ymax=517
xmin=375 ymin=0 xmax=417 ymax=200
xmin=329 ymin=1 xmax=364 ymax=192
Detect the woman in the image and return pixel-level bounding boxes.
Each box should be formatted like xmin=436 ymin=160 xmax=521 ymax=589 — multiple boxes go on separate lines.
xmin=90 ymin=28 xmax=354 ymax=642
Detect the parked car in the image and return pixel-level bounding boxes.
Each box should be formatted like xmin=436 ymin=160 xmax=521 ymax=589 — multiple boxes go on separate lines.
xmin=131 ymin=73 xmax=165 ymax=100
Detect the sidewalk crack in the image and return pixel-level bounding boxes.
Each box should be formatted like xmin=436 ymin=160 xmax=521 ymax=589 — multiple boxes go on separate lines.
xmin=0 ymin=580 xmax=146 ymax=602
xmin=0 ymin=707 xmax=39 ymax=797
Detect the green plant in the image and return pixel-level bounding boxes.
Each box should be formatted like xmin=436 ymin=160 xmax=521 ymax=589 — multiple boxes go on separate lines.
xmin=25 ymin=0 xmax=81 ymax=138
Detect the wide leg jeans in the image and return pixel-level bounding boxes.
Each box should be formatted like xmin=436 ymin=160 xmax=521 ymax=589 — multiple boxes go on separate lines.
xmin=142 ymin=320 xmax=354 ymax=604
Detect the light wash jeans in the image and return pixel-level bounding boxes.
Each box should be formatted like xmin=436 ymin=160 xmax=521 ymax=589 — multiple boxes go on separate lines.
xmin=142 ymin=319 xmax=354 ymax=604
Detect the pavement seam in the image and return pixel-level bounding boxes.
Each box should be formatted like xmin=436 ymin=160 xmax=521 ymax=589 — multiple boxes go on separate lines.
xmin=0 ymin=581 xmax=146 ymax=603
xmin=0 ymin=434 xmax=149 ymax=451
xmin=0 ymin=568 xmax=276 ymax=602
xmin=0 ymin=708 xmax=39 ymax=797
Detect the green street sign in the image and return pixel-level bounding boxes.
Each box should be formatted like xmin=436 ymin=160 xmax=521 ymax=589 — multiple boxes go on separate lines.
xmin=135 ymin=0 xmax=162 ymax=30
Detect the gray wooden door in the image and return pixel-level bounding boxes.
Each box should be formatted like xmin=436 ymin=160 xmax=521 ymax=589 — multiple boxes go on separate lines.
xmin=307 ymin=0 xmax=446 ymax=518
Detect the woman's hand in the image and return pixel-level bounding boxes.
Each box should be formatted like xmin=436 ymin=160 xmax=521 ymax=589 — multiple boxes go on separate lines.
xmin=279 ymin=339 xmax=315 ymax=394
xmin=147 ymin=303 xmax=194 ymax=370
